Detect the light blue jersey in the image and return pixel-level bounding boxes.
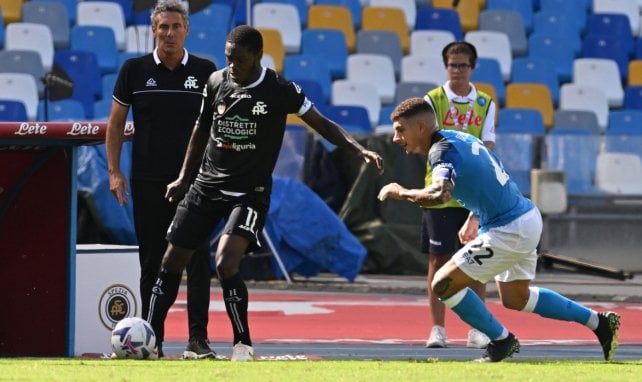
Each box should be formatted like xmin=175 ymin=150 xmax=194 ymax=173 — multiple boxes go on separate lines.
xmin=429 ymin=130 xmax=534 ymax=232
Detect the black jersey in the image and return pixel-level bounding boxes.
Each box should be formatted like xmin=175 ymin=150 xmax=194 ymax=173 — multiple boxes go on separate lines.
xmin=113 ymin=50 xmax=217 ymax=182
xmin=193 ymin=67 xmax=311 ymax=194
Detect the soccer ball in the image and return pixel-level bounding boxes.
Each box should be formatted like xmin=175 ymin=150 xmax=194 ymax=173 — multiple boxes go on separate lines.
xmin=110 ymin=317 xmax=156 ymax=359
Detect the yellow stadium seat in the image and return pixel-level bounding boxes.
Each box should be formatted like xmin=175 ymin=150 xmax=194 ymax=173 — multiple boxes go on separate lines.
xmin=361 ymin=6 xmax=410 ymax=54
xmin=308 ymin=5 xmax=356 ymax=53
xmin=474 ymin=82 xmax=499 ymax=120
xmin=432 ymin=0 xmax=479 ymax=32
xmin=257 ymin=28 xmax=285 ymax=74
xmin=505 ymin=83 xmax=554 ymax=130
xmin=628 ymin=60 xmax=642 ymax=86
xmin=0 ymin=0 xmax=24 ymax=24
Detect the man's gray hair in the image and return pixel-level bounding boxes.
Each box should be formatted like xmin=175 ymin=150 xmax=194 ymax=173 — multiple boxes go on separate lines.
xmin=151 ymin=0 xmax=189 ymax=27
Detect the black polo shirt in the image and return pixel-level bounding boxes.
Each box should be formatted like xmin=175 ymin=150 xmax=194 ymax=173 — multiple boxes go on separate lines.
xmin=113 ymin=49 xmax=217 ymax=182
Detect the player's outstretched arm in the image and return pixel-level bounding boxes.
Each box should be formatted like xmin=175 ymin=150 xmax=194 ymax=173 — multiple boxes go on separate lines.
xmin=378 ymin=179 xmax=453 ymax=206
xmin=301 ymin=106 xmax=384 ymax=174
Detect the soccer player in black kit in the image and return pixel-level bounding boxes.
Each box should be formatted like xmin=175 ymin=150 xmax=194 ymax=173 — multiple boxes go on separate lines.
xmin=146 ymin=25 xmax=384 ymax=361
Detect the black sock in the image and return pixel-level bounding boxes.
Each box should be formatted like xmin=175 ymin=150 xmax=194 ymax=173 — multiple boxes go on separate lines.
xmin=147 ymin=268 xmax=181 ymax=345
xmin=221 ymin=272 xmax=251 ymax=346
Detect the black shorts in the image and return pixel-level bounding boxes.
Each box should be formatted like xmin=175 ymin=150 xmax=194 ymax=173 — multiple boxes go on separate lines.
xmin=420 ymin=207 xmax=470 ymax=255
xmin=167 ymin=186 xmax=269 ymax=251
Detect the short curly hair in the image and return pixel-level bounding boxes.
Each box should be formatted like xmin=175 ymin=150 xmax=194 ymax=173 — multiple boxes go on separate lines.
xmin=227 ymin=25 xmax=263 ymax=54
xmin=390 ymin=97 xmax=435 ymax=122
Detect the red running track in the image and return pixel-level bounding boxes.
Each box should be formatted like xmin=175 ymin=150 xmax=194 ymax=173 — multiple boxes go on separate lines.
xmin=165 ymin=290 xmax=642 ymax=346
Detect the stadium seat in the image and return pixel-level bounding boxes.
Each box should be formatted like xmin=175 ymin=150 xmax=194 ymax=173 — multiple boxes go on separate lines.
xmin=369 ymin=0 xmax=417 ymax=31
xmin=510 ymin=57 xmax=560 ymax=106
xmin=0 ymin=9 xmax=4 ymax=49
xmin=532 ymin=10 xmax=582 ymax=38
xmin=273 ymin=124 xmax=310 ymax=180
xmin=378 ymin=104 xmax=394 ymax=126
xmin=486 ymin=0 xmax=533 ymax=33
xmin=70 ymin=25 xmax=118 ymax=74
xmin=595 ymin=152 xmax=642 ymax=194
xmin=331 ymin=80 xmax=381 ymax=127
xmin=415 ymin=7 xmax=463 ymax=41
xmin=497 ymin=108 xmax=546 ymax=135
xmin=125 ymin=25 xmax=154 ymax=54
xmin=253 ymin=3 xmax=301 ymax=54
xmin=37 ymin=0 xmax=77 ymax=25
xmin=573 ymin=58 xmax=624 ymax=108
xmin=545 ymin=132 xmax=601 ymax=195
xmin=283 ymin=54 xmax=332 ymax=103
xmin=0 ymin=73 xmax=39 ymax=120
xmin=5 ymin=22 xmax=54 ymax=72
xmin=585 ymin=13 xmax=634 ymax=56
xmin=494 ymin=132 xmax=536 ymax=194
xmin=37 ymin=98 xmax=86 ymax=121
xmin=347 ymin=53 xmax=396 ymax=104
xmin=539 ymin=0 xmax=588 ymax=34
xmin=582 ymin=34 xmax=629 ymax=81
xmin=308 ymin=5 xmax=356 ymax=53
xmin=190 ymin=2 xmax=233 ymax=32
xmin=465 ymin=30 xmax=512 ymax=81
xmin=77 ymin=1 xmax=126 ymax=51
xmin=301 ymin=29 xmax=348 ymax=79
xmin=624 ymin=86 xmax=642 ymax=109
xmin=478 ymin=10 xmax=527 ymax=57
xmin=325 ymin=104 xmax=373 ymax=134
xmin=95 ymin=0 xmax=134 ymax=25
xmin=0 ymin=0 xmax=24 ymax=24
xmin=261 ymin=53 xmax=276 ymax=72
xmin=395 ymin=81 xmax=435 ymax=105
xmin=93 ymin=97 xmax=132 ymax=121
xmin=314 ymin=0 xmax=362 ymax=29
xmin=54 ymin=50 xmax=102 ymax=118
xmin=593 ymin=0 xmax=640 ymax=37
xmin=606 ymin=109 xmax=642 ymax=135
xmin=291 ymin=78 xmax=327 ymax=112
xmin=185 ymin=25 xmax=227 ymax=69
xmin=559 ymin=83 xmax=609 ymax=131
xmin=0 ymin=99 xmax=28 ymax=121
xmin=409 ymin=30 xmax=456 ymax=57
xmin=0 ymin=50 xmax=45 ymax=98
xmin=101 ymin=73 xmax=117 ymax=101
xmin=356 ymin=30 xmax=402 ymax=79
xmin=361 ymin=6 xmax=410 ymax=54
xmin=505 ymin=83 xmax=554 ymax=129
xmin=455 ymin=0 xmax=482 ymax=32
xmin=628 ymin=60 xmax=642 ymax=86
xmin=553 ymin=110 xmax=600 ymax=134
xmin=528 ymin=33 xmax=576 ymax=83
xmin=21 ymin=1 xmax=70 ymax=50
xmin=400 ymin=55 xmax=447 ymax=85
xmin=470 ymin=57 xmax=505 ymax=106
xmin=262 ymin=0 xmax=308 ymax=29
xmin=256 ymin=28 xmax=284 ymax=73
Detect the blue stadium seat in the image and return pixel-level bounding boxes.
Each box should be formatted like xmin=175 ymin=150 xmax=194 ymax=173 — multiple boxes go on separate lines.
xmin=284 ymin=54 xmax=332 ymax=103
xmin=37 ymin=99 xmax=86 ymax=121
xmin=582 ymin=34 xmax=629 ymax=81
xmin=54 ymin=50 xmax=102 ymax=119
xmin=585 ymin=13 xmax=634 ymax=57
xmin=378 ymin=104 xmax=394 ymax=126
xmin=528 ymin=33 xmax=576 ymax=83
xmin=315 ymin=0 xmax=362 ymax=29
xmin=624 ymin=86 xmax=642 ymax=110
xmin=498 ymin=108 xmax=546 ymax=135
xmin=291 ymin=78 xmax=327 ymax=113
xmin=273 ymin=124 xmax=310 ymax=180
xmin=415 ymin=8 xmax=463 ymax=40
xmin=539 ymin=0 xmax=588 ymax=34
xmin=486 ymin=0 xmax=534 ymax=33
xmin=301 ymin=29 xmax=348 ymax=80
xmin=184 ymin=25 xmax=228 ymax=69
xmin=510 ymin=57 xmax=560 ymax=106
xmin=0 ymin=99 xmax=28 ymax=121
xmin=190 ymin=2 xmax=233 ymax=32
xmin=471 ymin=58 xmax=505 ymax=105
xmin=532 ymin=9 xmax=582 ymax=38
xmin=494 ymin=132 xmax=536 ymax=194
xmin=0 ymin=8 xmax=4 ymax=49
xmin=101 ymin=73 xmax=118 ymax=101
xmin=607 ymin=109 xmax=642 ymax=135
xmin=325 ymin=105 xmax=373 ymax=134
xmin=93 ymin=97 xmax=132 ymax=121
xmin=546 ymin=132 xmax=601 ymax=195
xmin=70 ymin=25 xmax=119 ymax=74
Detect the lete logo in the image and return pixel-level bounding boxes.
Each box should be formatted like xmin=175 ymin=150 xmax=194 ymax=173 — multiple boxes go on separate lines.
xmin=14 ymin=122 xmax=47 ymax=135
xmin=66 ymin=122 xmax=100 ymax=136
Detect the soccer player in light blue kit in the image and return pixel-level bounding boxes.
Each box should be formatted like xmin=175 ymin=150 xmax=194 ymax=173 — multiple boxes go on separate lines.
xmin=378 ymin=97 xmax=620 ymax=362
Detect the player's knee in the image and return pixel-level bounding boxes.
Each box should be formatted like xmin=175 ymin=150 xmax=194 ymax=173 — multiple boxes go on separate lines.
xmin=215 ymin=254 xmax=239 ymax=279
xmin=431 ymin=277 xmax=451 ymax=299
xmin=161 ymin=244 xmax=191 ymax=273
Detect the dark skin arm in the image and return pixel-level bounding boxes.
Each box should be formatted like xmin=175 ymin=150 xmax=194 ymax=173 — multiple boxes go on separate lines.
xmin=164 ymin=126 xmax=210 ymax=203
xmin=301 ymin=106 xmax=384 ymax=174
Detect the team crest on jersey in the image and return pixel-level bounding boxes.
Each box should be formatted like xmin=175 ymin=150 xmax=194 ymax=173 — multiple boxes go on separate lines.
xmin=476 ymin=96 xmax=486 ymax=106
xmin=217 ymin=101 xmax=227 ymax=114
